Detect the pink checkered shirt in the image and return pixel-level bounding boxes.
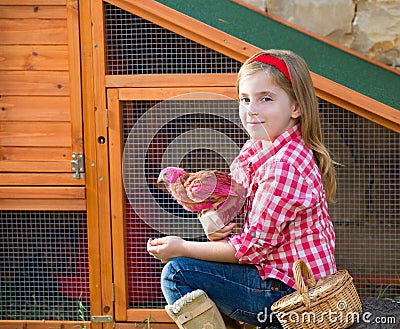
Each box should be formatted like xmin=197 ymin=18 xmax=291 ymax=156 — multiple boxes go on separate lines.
xmin=227 ymin=124 xmax=336 ymax=289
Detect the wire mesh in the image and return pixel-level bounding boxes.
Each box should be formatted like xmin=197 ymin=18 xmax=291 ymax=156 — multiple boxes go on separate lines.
xmin=106 ymin=0 xmax=399 ymax=310
xmin=0 ymin=211 xmax=90 ymax=320
xmin=122 ymin=98 xmax=399 ymax=309
xmin=320 ymin=100 xmax=400 ymax=299
xmin=122 ymin=98 xmax=248 ymax=308
xmin=104 ymin=3 xmax=242 ymax=75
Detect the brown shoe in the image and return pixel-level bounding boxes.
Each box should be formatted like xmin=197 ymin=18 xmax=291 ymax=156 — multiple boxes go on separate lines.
xmin=165 ymin=290 xmax=226 ymax=329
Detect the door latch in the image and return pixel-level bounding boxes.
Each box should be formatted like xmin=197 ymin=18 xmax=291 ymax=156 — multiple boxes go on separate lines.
xmin=71 ymin=152 xmax=84 ymax=179
xmin=91 ymin=315 xmax=113 ymax=323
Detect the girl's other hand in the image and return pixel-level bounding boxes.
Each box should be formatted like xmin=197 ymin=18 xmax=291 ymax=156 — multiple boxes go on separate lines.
xmin=207 ymin=222 xmax=236 ymax=241
xmin=147 ymin=236 xmax=184 ymax=263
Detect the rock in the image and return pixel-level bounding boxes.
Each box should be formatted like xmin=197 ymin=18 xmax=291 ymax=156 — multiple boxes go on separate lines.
xmin=241 ymin=0 xmax=400 ymax=68
xmin=351 ymin=1 xmax=400 ymax=67
xmin=266 ymin=0 xmax=355 ymax=43
xmin=242 ymin=0 xmax=267 ymax=11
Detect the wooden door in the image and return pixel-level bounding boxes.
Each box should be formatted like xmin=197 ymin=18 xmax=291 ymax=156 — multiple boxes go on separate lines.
xmin=0 ymin=0 xmax=85 ymax=211
xmin=107 ymin=86 xmax=249 ymax=325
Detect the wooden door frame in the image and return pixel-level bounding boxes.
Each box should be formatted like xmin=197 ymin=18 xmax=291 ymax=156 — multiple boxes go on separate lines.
xmin=107 ymin=86 xmax=238 ymax=323
xmin=80 ymin=0 xmax=113 ymax=328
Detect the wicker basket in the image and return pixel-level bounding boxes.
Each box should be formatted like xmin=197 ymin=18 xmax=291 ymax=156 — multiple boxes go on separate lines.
xmin=271 ymin=260 xmax=362 ymax=329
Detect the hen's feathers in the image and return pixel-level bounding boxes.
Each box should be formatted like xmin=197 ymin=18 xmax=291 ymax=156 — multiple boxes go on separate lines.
xmin=163 ymin=169 xmax=245 ymax=216
xmin=185 ymin=170 xmax=233 ymax=201
xmin=158 ymin=167 xmax=246 ymax=233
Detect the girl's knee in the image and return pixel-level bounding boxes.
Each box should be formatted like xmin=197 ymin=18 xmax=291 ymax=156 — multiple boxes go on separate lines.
xmin=161 ymin=257 xmax=193 ymax=304
xmin=161 ymin=257 xmax=185 ymax=282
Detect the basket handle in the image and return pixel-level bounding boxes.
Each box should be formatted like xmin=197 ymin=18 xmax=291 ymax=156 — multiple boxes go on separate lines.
xmin=293 ymin=260 xmax=317 ymax=311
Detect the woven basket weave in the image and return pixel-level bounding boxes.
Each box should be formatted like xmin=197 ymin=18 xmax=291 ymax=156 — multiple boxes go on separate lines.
xmin=271 ymin=260 xmax=362 ymax=329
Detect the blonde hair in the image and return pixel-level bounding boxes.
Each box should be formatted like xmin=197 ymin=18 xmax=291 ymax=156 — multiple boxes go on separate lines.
xmin=237 ymin=49 xmax=337 ymax=202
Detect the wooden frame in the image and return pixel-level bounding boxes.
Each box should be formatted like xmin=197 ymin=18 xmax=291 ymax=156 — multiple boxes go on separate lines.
xmin=108 ymin=86 xmax=239 ymax=324
xmin=106 ymin=74 xmax=400 ymax=134
xmin=0 ymin=321 xmax=91 ymax=329
xmin=67 ymin=0 xmax=84 ymax=153
xmin=80 ymin=0 xmax=114 ymax=327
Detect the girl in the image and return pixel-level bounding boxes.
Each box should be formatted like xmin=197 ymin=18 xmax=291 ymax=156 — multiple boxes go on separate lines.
xmin=147 ymin=49 xmax=337 ymax=329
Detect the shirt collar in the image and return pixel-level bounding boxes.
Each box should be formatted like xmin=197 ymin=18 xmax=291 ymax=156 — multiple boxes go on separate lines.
xmin=248 ymin=124 xmax=302 ymax=171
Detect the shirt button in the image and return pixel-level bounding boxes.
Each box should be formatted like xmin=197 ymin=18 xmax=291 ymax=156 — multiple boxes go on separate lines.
xmin=250 ymin=231 xmax=256 ymax=238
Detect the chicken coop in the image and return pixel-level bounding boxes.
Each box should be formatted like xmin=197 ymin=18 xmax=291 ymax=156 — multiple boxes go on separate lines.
xmin=0 ymin=0 xmax=399 ymax=328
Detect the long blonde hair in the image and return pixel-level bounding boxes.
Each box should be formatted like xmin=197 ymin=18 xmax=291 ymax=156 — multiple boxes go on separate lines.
xmin=237 ymin=49 xmax=337 ymax=202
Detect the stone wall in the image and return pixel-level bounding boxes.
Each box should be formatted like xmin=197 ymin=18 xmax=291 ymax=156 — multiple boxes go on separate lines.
xmin=243 ymin=0 xmax=400 ymax=69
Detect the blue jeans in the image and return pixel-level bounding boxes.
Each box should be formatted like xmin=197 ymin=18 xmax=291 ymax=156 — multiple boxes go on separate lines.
xmin=161 ymin=257 xmax=295 ymax=328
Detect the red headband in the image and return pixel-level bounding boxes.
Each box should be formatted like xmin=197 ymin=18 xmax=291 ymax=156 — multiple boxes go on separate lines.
xmin=248 ymin=54 xmax=291 ymax=82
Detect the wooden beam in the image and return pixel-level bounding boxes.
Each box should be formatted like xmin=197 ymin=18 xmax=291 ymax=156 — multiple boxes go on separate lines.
xmin=0 ymin=121 xmax=71 ymax=147
xmin=91 ymin=0 xmax=115 ymax=325
xmin=0 ymin=0 xmax=66 ymax=4
xmin=0 ymin=45 xmax=68 ymax=71
xmin=127 ymin=309 xmax=172 ymax=323
xmin=313 ymin=72 xmax=400 ymax=133
xmin=116 ymin=322 xmax=253 ymax=329
xmin=0 ymin=160 xmax=71 ymax=172
xmin=79 ymin=0 xmax=103 ymax=325
xmin=0 ymin=321 xmax=90 ymax=329
xmin=0 ymin=5 xmax=67 ymax=19
xmin=0 ymin=96 xmax=70 ymax=121
xmin=0 ymin=198 xmax=86 ymax=210
xmin=0 ymin=186 xmax=85 ymax=199
xmin=0 ymin=173 xmax=85 ymax=185
xmin=109 ymin=73 xmax=399 ymax=133
xmin=0 ymin=71 xmax=69 ymax=96
xmin=116 ymin=324 xmax=176 ymax=329
xmin=106 ymin=74 xmax=237 ymax=88
xmin=66 ymin=0 xmax=84 ymax=153
xmin=118 ymin=87 xmax=238 ymax=101
xmin=0 ymin=18 xmax=67 ymax=44
xmin=107 ymin=89 xmax=128 ymax=321
xmin=0 ymin=146 xmax=71 ymax=161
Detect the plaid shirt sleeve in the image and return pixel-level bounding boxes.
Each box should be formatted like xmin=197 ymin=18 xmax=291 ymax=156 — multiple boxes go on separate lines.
xmin=227 ymin=160 xmax=316 ymax=264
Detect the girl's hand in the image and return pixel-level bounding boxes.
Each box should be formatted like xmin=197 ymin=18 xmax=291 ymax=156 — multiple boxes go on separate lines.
xmin=147 ymin=236 xmax=185 ymax=263
xmin=207 ymin=222 xmax=236 ymax=241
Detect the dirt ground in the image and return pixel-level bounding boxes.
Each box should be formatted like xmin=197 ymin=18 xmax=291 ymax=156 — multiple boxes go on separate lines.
xmin=349 ymin=298 xmax=400 ymax=329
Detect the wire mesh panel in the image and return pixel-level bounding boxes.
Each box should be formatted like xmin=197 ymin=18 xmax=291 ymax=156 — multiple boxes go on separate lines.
xmin=104 ymin=3 xmax=242 ymax=75
xmin=0 ymin=211 xmax=90 ymax=320
xmin=320 ymin=100 xmax=400 ymax=299
xmin=121 ymin=97 xmax=400 ymax=309
xmin=122 ymin=97 xmax=248 ymax=308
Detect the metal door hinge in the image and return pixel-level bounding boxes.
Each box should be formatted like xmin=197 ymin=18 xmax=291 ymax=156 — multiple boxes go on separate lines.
xmin=71 ymin=152 xmax=84 ymax=179
xmin=91 ymin=315 xmax=113 ymax=323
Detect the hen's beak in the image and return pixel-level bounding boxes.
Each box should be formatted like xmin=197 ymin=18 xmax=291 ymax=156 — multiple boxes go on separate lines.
xmin=154 ymin=179 xmax=168 ymax=193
